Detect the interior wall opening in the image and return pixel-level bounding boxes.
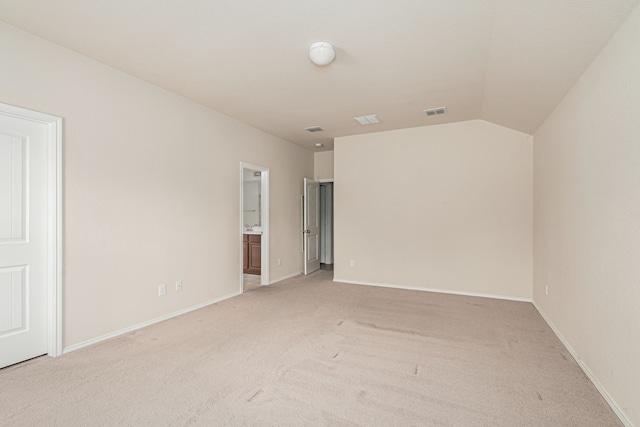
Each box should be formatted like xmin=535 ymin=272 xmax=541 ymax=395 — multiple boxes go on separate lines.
xmin=240 ymin=163 xmax=269 ymax=292
xmin=319 ymin=182 xmax=334 ymax=273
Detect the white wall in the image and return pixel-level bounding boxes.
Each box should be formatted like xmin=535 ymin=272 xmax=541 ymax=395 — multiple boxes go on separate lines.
xmin=0 ymin=22 xmax=313 ymax=348
xmin=334 ymin=120 xmax=532 ymax=300
xmin=533 ymin=5 xmax=640 ymax=425
xmin=314 ymin=151 xmax=334 ymax=180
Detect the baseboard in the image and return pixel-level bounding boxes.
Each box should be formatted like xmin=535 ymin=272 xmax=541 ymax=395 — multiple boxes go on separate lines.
xmin=532 ymin=301 xmax=633 ymax=427
xmin=333 ymin=278 xmax=531 ymax=302
xmin=269 ymin=271 xmax=302 ymax=285
xmin=63 ymin=290 xmax=242 ymax=354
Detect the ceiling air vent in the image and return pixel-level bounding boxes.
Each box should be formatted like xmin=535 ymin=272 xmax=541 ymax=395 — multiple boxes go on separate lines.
xmin=305 ymin=126 xmax=324 ymax=133
xmin=354 ymin=115 xmax=380 ymax=125
xmin=424 ymin=107 xmax=447 ymax=116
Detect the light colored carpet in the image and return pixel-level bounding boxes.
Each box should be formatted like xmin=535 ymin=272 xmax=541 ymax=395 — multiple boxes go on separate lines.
xmin=0 ymin=270 xmax=621 ymax=426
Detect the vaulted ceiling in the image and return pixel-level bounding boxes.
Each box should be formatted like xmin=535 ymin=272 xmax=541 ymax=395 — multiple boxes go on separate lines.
xmin=0 ymin=0 xmax=638 ymax=151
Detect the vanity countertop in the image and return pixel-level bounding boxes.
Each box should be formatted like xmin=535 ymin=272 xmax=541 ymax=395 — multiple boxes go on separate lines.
xmin=243 ymin=231 xmax=262 ymax=235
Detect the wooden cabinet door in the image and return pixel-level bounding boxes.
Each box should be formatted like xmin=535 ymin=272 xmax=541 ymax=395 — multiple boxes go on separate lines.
xmin=244 ymin=234 xmax=261 ymax=275
xmin=249 ymin=241 xmax=261 ymax=272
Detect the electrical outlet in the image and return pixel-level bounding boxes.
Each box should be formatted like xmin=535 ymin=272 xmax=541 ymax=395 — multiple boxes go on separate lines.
xmin=277 ymin=258 xmax=281 ymax=266
xmin=175 ymin=281 xmax=182 ymax=291
xmin=545 ymin=285 xmax=549 ymax=296
xmin=158 ymin=284 xmax=166 ymax=296
xmin=349 ymin=260 xmax=355 ymax=268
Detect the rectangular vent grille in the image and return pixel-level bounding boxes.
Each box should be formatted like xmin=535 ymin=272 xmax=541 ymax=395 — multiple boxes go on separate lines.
xmin=354 ymin=115 xmax=380 ymax=125
xmin=424 ymin=107 xmax=447 ymax=116
xmin=305 ymin=126 xmax=324 ymax=133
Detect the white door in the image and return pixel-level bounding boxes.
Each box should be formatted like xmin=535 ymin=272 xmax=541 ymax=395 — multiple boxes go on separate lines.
xmin=0 ymin=113 xmax=49 ymax=368
xmin=303 ymin=178 xmax=320 ymax=275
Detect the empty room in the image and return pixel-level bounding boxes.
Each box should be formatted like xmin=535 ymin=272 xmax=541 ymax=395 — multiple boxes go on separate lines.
xmin=0 ymin=1 xmax=639 ymax=426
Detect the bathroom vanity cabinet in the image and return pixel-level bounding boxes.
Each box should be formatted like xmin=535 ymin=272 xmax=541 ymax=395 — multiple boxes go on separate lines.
xmin=243 ymin=234 xmax=261 ymax=275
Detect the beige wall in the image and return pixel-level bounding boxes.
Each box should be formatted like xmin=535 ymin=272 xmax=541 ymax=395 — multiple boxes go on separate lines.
xmin=0 ymin=22 xmax=313 ymax=348
xmin=334 ymin=120 xmax=532 ymax=299
xmin=314 ymin=151 xmax=334 ymax=180
xmin=533 ymin=5 xmax=640 ymax=425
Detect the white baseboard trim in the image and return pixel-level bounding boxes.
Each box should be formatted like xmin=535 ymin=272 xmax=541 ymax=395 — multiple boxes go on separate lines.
xmin=333 ymin=278 xmax=531 ymax=302
xmin=269 ymin=271 xmax=302 ymax=285
xmin=63 ymin=290 xmax=242 ymax=354
xmin=532 ymin=301 xmax=632 ymax=427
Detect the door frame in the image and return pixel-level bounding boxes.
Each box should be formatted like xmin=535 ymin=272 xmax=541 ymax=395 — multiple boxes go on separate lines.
xmin=239 ymin=162 xmax=269 ymax=290
xmin=0 ymin=102 xmax=63 ymax=358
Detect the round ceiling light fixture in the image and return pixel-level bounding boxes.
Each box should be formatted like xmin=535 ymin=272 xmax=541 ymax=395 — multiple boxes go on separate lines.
xmin=309 ymin=42 xmax=336 ymax=66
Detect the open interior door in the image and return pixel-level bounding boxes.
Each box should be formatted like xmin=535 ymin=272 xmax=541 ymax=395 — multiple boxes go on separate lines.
xmin=303 ymin=178 xmax=320 ymax=275
xmin=0 ymin=112 xmax=48 ymax=368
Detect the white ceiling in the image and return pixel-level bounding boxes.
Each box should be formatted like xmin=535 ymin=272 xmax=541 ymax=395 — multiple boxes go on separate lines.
xmin=0 ymin=0 xmax=638 ymax=151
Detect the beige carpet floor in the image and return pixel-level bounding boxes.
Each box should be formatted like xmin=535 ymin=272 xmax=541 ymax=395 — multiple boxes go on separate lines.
xmin=0 ymin=270 xmax=621 ymax=426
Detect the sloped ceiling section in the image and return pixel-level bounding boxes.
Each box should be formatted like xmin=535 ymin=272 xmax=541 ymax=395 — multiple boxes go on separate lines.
xmin=0 ymin=0 xmax=638 ymax=150
xmin=482 ymin=0 xmax=640 ymax=132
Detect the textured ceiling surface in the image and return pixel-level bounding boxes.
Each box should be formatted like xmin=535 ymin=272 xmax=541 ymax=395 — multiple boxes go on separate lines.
xmin=0 ymin=0 xmax=638 ymax=150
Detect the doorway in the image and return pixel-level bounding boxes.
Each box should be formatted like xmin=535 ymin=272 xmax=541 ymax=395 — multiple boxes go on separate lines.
xmin=302 ymin=178 xmax=333 ymax=276
xmin=240 ymin=163 xmax=269 ymax=292
xmin=0 ymin=103 xmax=62 ymax=368
xmin=319 ymin=182 xmax=334 ymax=271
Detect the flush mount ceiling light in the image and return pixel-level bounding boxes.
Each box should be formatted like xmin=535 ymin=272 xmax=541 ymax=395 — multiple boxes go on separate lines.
xmin=309 ymin=42 xmax=336 ymax=66
xmin=354 ymin=115 xmax=380 ymax=125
